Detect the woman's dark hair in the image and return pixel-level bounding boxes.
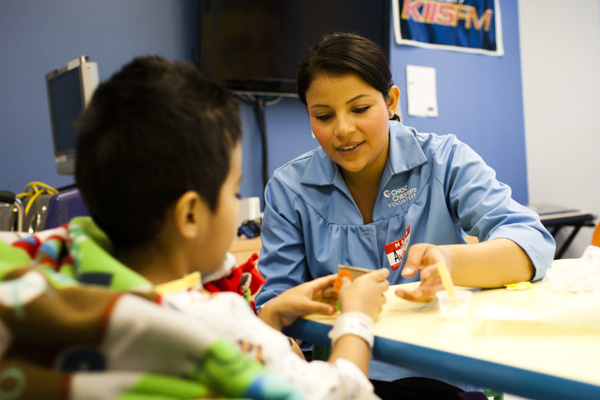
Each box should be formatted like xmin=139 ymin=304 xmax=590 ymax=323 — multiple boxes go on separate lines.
xmin=297 ymin=32 xmax=393 ymax=106
xmin=75 ymin=56 xmax=241 ymax=252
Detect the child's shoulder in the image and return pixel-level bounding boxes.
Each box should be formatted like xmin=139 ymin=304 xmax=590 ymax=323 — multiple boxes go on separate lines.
xmin=163 ymin=289 xmax=254 ymax=319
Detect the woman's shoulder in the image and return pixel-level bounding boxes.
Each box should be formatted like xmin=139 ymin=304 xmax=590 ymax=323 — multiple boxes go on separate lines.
xmin=393 ymin=122 xmax=455 ymax=145
xmin=271 ymin=147 xmax=336 ymax=189
xmin=392 ymin=122 xmax=470 ymax=160
xmin=272 ymin=148 xmax=318 ymax=178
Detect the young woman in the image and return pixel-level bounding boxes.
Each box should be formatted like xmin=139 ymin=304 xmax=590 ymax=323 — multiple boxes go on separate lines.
xmin=255 ymin=33 xmax=555 ymax=399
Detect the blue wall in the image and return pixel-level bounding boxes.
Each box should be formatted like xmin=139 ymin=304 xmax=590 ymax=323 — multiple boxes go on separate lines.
xmin=240 ymin=0 xmax=529 ymax=206
xmin=0 ymin=0 xmax=198 ymax=193
xmin=390 ymin=0 xmax=528 ymax=204
xmin=1 ymin=0 xmax=528 ymax=208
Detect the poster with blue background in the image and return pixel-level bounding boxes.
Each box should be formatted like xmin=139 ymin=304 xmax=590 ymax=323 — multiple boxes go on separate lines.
xmin=393 ymin=0 xmax=503 ymax=56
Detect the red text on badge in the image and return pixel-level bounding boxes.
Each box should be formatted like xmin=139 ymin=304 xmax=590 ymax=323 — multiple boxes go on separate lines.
xmin=384 ymin=225 xmax=411 ymax=270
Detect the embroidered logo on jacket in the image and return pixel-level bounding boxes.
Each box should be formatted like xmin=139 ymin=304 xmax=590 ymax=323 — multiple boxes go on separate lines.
xmin=383 ymin=185 xmax=417 ymax=208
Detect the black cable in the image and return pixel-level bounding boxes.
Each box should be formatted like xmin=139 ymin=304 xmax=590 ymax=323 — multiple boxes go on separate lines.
xmin=254 ymin=97 xmax=269 ymax=204
xmin=234 ymin=94 xmax=280 ymax=207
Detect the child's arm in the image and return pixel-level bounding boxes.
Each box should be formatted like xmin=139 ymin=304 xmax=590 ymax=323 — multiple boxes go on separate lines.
xmin=396 ymin=238 xmax=534 ymax=302
xmin=257 ymin=274 xmax=339 ymax=331
xmin=258 ymin=269 xmax=390 ymax=375
xmin=328 ymin=268 xmax=389 ymax=374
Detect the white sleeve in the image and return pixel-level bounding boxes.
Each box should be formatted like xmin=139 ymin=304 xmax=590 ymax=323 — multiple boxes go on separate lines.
xmin=163 ymin=290 xmax=379 ymax=400
xmin=273 ymin=355 xmax=379 ymax=400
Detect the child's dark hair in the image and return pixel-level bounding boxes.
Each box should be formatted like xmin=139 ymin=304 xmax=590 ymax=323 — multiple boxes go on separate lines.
xmin=75 ymin=56 xmax=241 ymax=252
xmin=297 ymin=32 xmax=393 ymax=106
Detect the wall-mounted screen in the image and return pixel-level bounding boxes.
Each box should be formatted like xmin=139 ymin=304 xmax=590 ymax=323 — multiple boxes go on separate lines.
xmin=46 ymin=56 xmax=98 ymax=175
xmin=197 ymin=0 xmax=390 ymax=97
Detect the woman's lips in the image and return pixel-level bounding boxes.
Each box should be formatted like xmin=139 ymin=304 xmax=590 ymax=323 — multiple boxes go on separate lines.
xmin=335 ymin=141 xmax=364 ymax=156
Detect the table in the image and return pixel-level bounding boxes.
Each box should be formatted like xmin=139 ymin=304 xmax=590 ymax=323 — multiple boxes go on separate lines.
xmin=527 ymin=204 xmax=597 ymax=259
xmin=283 ymin=279 xmax=600 ymax=400
xmin=229 ymin=236 xmax=262 ymax=265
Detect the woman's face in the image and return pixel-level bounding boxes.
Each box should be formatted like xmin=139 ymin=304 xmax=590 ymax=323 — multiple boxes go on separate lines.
xmin=305 ymin=73 xmax=396 ymax=178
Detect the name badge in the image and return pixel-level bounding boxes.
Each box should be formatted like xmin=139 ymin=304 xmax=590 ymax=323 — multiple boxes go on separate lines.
xmin=384 ymin=225 xmax=411 ymax=270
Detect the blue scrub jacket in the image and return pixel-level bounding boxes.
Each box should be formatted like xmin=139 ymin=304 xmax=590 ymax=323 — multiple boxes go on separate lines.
xmin=256 ymin=121 xmax=555 ymax=385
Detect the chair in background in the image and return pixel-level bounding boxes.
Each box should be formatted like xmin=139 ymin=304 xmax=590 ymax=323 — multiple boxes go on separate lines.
xmin=43 ymin=187 xmax=89 ymax=230
xmin=0 ymin=191 xmax=23 ymax=232
xmin=2 ymin=185 xmax=89 ymax=233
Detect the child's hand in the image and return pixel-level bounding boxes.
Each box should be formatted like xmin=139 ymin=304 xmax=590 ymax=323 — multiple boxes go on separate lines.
xmin=258 ymin=274 xmax=338 ymax=330
xmin=396 ymin=243 xmax=448 ymax=302
xmin=337 ymin=268 xmax=390 ymax=321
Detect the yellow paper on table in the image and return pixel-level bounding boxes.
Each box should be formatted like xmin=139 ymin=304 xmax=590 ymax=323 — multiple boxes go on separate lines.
xmin=436 ymin=262 xmax=455 ymax=296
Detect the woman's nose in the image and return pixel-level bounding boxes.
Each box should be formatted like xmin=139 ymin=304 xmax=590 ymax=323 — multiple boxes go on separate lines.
xmin=334 ymin=115 xmax=354 ymax=137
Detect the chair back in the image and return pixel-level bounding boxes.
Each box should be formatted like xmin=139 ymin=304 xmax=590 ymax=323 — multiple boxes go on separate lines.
xmin=43 ymin=188 xmax=89 ymax=230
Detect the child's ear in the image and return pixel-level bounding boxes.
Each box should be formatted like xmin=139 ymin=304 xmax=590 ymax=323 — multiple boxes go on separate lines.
xmin=174 ymin=191 xmax=209 ymax=239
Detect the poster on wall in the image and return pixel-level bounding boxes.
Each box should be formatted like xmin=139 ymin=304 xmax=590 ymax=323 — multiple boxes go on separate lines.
xmin=392 ymin=0 xmax=504 ymax=56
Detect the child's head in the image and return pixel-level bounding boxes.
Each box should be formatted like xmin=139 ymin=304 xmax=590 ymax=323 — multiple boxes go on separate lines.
xmin=75 ymin=56 xmax=242 ymax=258
xmin=297 ymin=32 xmax=394 ymax=106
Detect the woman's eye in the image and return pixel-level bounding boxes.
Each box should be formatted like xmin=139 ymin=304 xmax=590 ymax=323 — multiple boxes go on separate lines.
xmin=315 ymin=114 xmax=333 ymax=121
xmin=235 ymin=193 xmax=242 ymax=200
xmin=353 ymin=106 xmax=370 ymax=114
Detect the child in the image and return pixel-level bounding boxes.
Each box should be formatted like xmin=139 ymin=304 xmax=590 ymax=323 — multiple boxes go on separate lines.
xmin=0 ymin=56 xmax=389 ymax=399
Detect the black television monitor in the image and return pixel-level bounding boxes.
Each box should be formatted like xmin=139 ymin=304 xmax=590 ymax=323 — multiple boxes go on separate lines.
xmin=197 ymin=0 xmax=391 ymax=97
xmin=46 ymin=56 xmax=99 ymax=175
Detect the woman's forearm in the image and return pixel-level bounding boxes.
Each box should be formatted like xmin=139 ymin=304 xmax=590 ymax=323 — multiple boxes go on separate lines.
xmin=443 ymin=238 xmax=534 ymax=288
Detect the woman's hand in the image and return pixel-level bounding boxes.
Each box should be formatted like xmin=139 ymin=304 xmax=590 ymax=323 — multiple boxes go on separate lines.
xmin=395 ymin=239 xmax=535 ymax=302
xmin=395 ymin=243 xmax=448 ymax=302
xmin=258 ymin=274 xmax=338 ymax=331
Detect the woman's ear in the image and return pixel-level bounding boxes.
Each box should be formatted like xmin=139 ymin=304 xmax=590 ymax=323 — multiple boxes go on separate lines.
xmin=387 ymin=85 xmax=401 ymax=117
xmin=174 ymin=191 xmax=209 ymax=240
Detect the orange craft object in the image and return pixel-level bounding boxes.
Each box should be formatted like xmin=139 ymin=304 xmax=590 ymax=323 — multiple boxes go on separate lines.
xmin=333 ymin=270 xmax=353 ymax=293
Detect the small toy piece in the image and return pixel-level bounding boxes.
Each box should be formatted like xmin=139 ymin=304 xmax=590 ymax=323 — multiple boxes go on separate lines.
xmin=334 ymin=270 xmax=353 ymax=293
xmin=334 ymin=265 xmax=371 ymax=293
xmin=338 ymin=264 xmax=370 ymax=280
xmin=505 ymin=281 xmax=533 ymax=291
